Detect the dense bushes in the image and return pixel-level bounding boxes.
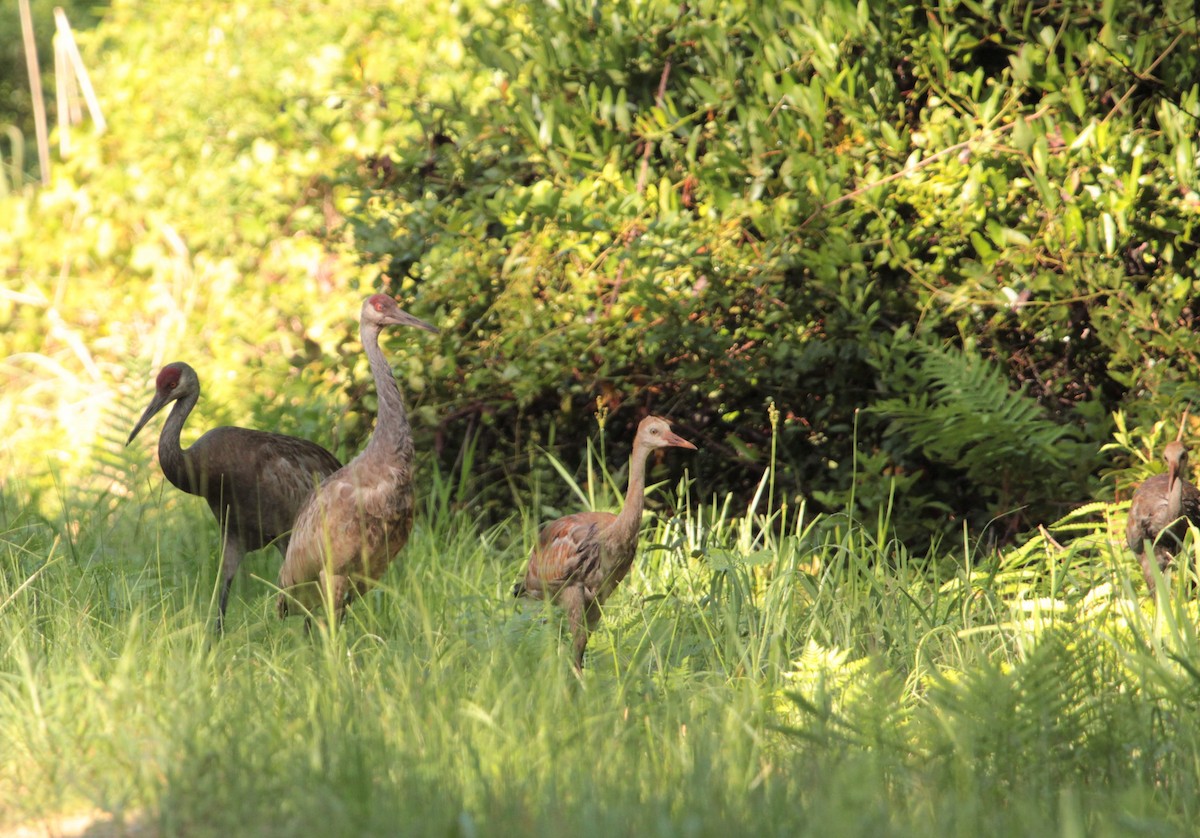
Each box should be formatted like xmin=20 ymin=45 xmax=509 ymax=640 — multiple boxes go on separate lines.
xmin=340 ymin=0 xmax=1200 ymax=545
xmin=2 ymin=0 xmax=1199 ymax=549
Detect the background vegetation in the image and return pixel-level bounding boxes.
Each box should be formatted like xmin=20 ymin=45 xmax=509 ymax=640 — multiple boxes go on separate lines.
xmin=4 ymin=0 xmax=1200 ymax=834
xmin=5 ymin=0 xmax=1200 ymax=545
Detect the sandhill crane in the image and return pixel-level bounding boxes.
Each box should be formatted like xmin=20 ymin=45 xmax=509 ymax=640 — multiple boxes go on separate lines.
xmin=276 ymin=294 xmax=438 ymax=623
xmin=1127 ymin=433 xmax=1200 ymax=594
xmin=127 ymin=361 xmax=342 ymax=631
xmin=513 ymin=415 xmax=696 ymax=671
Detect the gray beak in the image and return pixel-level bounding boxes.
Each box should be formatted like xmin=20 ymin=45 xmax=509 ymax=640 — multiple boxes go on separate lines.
xmin=386 ymin=309 xmax=440 ymax=334
xmin=127 ymin=391 xmax=171 ymax=446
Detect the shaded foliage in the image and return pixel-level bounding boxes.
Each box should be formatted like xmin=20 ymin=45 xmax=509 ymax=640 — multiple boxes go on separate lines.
xmin=339 ymin=0 xmax=1199 ymax=545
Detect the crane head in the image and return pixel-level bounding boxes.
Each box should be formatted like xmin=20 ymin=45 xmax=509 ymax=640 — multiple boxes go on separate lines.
xmin=636 ymin=415 xmax=697 ymax=451
xmin=1164 ymin=439 xmax=1189 ymax=488
xmin=126 ymin=361 xmax=199 ymax=446
xmin=362 ymin=294 xmax=439 ymax=334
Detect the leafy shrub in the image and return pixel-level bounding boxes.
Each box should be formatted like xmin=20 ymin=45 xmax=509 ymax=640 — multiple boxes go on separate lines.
xmin=335 ymin=0 xmax=1199 ymax=546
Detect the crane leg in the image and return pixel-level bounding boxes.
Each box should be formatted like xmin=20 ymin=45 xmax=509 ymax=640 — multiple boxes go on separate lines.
xmin=1147 ymin=545 xmax=1174 ymax=596
xmin=559 ymin=586 xmax=589 ymax=672
xmin=1136 ymin=546 xmax=1158 ymax=594
xmin=216 ymin=536 xmax=245 ymax=634
xmin=319 ymin=569 xmax=352 ymax=623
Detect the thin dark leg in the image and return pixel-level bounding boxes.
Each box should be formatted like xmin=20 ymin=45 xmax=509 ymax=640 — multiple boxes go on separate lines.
xmin=216 ymin=536 xmax=244 ymax=635
xmin=559 ymin=586 xmax=588 ymax=672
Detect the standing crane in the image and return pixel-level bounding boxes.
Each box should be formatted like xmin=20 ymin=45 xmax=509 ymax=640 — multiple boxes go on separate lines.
xmin=276 ymin=294 xmax=439 ymax=623
xmin=127 ymin=361 xmax=342 ymax=632
xmin=1127 ymin=425 xmax=1200 ymax=594
xmin=513 ymin=415 xmax=696 ymax=671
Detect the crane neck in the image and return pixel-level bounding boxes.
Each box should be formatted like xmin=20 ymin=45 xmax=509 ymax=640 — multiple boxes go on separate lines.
xmin=157 ymin=388 xmax=200 ymax=495
xmin=1168 ymin=469 xmax=1185 ymax=520
xmin=362 ymin=321 xmax=413 ymax=463
xmin=610 ymin=440 xmax=651 ymax=547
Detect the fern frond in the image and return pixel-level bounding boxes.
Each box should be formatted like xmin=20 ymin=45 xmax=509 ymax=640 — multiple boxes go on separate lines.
xmin=60 ymin=370 xmax=156 ymax=531
xmin=871 ymin=342 xmax=1084 ymax=486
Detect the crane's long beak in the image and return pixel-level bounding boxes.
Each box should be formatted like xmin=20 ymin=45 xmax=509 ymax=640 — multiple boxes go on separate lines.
xmin=1168 ymin=460 xmax=1180 ymax=492
xmin=664 ymin=431 xmax=697 ymax=450
xmin=126 ymin=392 xmax=170 ymax=446
xmin=385 ymin=309 xmax=439 ymax=334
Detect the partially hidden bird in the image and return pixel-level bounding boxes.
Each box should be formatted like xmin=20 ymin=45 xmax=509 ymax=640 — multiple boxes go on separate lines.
xmin=513 ymin=415 xmax=696 ymax=671
xmin=127 ymin=361 xmax=342 ymax=632
xmin=1126 ymin=427 xmax=1200 ymax=594
xmin=276 ymin=294 xmax=439 ymax=623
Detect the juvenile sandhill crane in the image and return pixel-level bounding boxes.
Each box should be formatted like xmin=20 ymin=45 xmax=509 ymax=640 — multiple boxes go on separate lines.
xmin=513 ymin=415 xmax=696 ymax=671
xmin=126 ymin=362 xmax=342 ymax=632
xmin=276 ymin=294 xmax=438 ymax=623
xmin=1127 ymin=431 xmax=1200 ymax=594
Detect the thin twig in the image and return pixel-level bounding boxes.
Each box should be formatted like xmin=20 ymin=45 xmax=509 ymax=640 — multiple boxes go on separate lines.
xmin=1100 ymin=30 xmax=1191 ymax=124
xmin=605 ymin=262 xmax=626 ymax=312
xmin=636 ymin=60 xmax=673 ymax=195
xmin=1038 ymin=525 xmax=1064 ymax=552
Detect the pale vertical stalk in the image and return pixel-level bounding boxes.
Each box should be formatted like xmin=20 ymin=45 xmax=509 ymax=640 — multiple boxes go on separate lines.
xmin=54 ymin=9 xmax=106 ymax=132
xmin=54 ymin=32 xmax=68 ymax=157
xmin=18 ymin=0 xmax=50 ymax=185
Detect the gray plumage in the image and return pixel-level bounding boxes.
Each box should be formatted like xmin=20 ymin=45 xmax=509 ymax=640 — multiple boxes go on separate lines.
xmin=514 ymin=416 xmax=696 ymax=671
xmin=1126 ymin=439 xmax=1200 ymax=593
xmin=126 ymin=361 xmax=342 ymax=631
xmin=276 ymin=294 xmax=439 ymax=623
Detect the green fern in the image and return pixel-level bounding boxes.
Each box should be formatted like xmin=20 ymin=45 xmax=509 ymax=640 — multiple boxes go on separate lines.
xmin=919 ymin=628 xmax=1142 ymax=798
xmin=50 ymin=373 xmax=156 ymax=562
xmin=871 ymin=342 xmax=1091 ymax=512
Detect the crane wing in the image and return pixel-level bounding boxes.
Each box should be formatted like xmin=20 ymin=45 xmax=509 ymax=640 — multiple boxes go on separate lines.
xmin=188 ymin=427 xmax=341 ymax=545
xmin=520 ymin=511 xmax=615 ymax=598
xmin=276 ymin=466 xmax=415 ymax=616
xmin=1127 ymin=474 xmax=1174 ymax=553
xmin=276 ymin=477 xmax=366 ymax=606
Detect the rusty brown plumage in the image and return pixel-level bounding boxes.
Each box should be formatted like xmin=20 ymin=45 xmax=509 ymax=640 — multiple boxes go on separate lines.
xmin=276 ymin=294 xmax=439 ymax=623
xmin=1127 ymin=435 xmax=1200 ymax=594
xmin=126 ymin=361 xmax=342 ymax=632
xmin=514 ymin=415 xmax=696 ymax=671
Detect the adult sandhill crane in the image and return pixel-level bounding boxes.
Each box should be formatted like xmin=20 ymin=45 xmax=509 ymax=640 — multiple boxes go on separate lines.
xmin=276 ymin=294 xmax=439 ymax=623
xmin=1126 ymin=429 xmax=1200 ymax=594
xmin=513 ymin=415 xmax=696 ymax=671
xmin=127 ymin=361 xmax=342 ymax=632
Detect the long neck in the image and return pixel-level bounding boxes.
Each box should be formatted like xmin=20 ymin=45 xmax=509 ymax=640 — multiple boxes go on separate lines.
xmin=363 ymin=322 xmax=413 ymax=463
xmin=610 ymin=441 xmax=650 ymax=546
xmin=158 ymin=390 xmax=200 ymax=495
xmin=1168 ymin=468 xmax=1186 ymax=520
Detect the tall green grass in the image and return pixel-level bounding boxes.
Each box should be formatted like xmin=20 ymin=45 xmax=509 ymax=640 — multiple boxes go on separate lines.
xmin=4 ymin=419 xmax=1200 ymax=836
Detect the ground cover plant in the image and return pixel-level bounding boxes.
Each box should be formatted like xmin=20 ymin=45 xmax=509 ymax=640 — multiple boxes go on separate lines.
xmin=5 ymin=420 xmax=1200 ymax=835
xmin=5 ymin=0 xmax=1200 ymax=834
